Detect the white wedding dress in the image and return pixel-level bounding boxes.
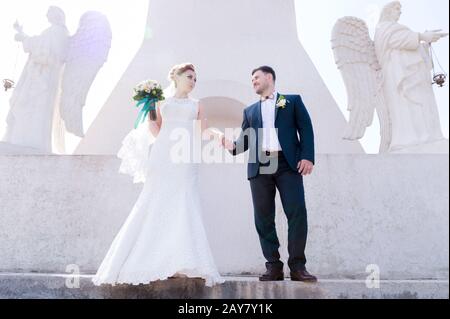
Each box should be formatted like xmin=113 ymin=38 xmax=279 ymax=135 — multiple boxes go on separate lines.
xmin=92 ymin=97 xmax=224 ymax=287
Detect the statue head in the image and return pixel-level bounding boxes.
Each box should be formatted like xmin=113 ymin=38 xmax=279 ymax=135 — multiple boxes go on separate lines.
xmin=47 ymin=6 xmax=66 ymax=26
xmin=379 ymin=1 xmax=402 ymax=23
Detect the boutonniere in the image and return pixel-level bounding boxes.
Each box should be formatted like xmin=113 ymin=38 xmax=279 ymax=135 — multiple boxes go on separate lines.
xmin=276 ymin=95 xmax=289 ymax=109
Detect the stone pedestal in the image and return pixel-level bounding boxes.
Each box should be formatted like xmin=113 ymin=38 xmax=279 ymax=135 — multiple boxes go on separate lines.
xmin=0 ymin=154 xmax=447 ymax=280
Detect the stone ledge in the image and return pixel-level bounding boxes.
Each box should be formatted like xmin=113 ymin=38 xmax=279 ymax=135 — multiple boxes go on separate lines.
xmin=0 ymin=273 xmax=448 ymax=299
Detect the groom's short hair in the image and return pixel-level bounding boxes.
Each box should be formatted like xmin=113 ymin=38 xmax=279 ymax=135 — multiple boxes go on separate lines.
xmin=252 ymin=66 xmax=276 ymax=82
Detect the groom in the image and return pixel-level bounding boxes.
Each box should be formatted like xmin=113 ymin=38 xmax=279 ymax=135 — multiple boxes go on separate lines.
xmin=222 ymin=66 xmax=317 ymax=282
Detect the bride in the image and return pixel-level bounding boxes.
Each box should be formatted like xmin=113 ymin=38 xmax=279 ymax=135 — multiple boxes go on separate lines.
xmin=92 ymin=63 xmax=225 ymax=287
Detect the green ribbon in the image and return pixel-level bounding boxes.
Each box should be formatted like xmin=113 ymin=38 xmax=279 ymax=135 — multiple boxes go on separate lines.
xmin=134 ymin=97 xmax=157 ymax=129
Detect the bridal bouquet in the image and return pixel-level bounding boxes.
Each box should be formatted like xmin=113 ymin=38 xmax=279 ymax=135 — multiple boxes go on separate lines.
xmin=132 ymin=79 xmax=165 ymax=128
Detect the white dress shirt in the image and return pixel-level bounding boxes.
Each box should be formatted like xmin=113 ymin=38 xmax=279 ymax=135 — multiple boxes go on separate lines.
xmin=261 ymin=91 xmax=282 ymax=152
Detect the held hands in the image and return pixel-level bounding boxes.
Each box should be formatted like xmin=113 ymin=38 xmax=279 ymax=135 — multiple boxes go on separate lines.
xmin=297 ymin=159 xmax=314 ymax=176
xmin=420 ymin=29 xmax=448 ymax=43
xmin=207 ymin=129 xmax=233 ymax=150
xmin=220 ymin=134 xmax=235 ymax=151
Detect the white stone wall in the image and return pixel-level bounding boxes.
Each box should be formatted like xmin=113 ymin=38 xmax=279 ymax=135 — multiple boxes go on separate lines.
xmin=0 ymin=154 xmax=448 ymax=280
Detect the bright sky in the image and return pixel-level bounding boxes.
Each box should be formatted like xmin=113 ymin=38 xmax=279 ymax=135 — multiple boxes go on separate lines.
xmin=0 ymin=0 xmax=448 ymax=153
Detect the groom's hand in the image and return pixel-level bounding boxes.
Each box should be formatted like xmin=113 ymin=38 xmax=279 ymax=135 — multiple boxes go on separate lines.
xmin=221 ymin=136 xmax=235 ymax=151
xmin=297 ymin=160 xmax=314 ymax=176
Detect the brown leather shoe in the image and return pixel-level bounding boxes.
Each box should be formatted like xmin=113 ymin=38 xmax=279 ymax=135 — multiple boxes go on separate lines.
xmin=259 ymin=268 xmax=284 ymax=281
xmin=290 ymin=269 xmax=318 ymax=283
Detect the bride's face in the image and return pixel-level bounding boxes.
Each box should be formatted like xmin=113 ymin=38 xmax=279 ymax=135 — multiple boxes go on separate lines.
xmin=176 ymin=70 xmax=197 ymax=94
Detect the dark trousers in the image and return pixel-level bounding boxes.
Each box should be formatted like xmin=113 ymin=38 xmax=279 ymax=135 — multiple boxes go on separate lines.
xmin=249 ymin=152 xmax=308 ymax=272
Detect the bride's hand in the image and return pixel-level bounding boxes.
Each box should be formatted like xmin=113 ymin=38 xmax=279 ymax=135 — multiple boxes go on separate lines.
xmin=207 ymin=128 xmax=224 ymax=141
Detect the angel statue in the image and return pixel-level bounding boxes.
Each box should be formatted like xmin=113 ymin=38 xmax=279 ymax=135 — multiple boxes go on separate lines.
xmin=3 ymin=6 xmax=111 ymax=154
xmin=332 ymin=1 xmax=448 ymax=153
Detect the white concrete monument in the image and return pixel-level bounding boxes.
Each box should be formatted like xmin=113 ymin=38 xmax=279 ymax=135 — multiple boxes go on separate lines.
xmin=2 ymin=8 xmax=112 ymax=154
xmin=0 ymin=1 xmax=448 ymax=288
xmin=332 ymin=1 xmax=449 ymax=154
xmin=75 ymin=0 xmax=364 ymax=155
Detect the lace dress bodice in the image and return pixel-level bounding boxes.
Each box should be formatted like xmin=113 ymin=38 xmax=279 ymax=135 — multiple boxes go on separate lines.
xmin=160 ymin=97 xmax=199 ymax=123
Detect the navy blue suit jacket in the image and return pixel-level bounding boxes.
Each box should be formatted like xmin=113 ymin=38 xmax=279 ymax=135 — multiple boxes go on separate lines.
xmin=230 ymin=93 xmax=315 ymax=180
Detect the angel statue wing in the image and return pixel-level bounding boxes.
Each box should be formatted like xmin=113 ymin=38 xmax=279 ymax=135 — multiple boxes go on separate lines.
xmin=331 ymin=16 xmax=391 ymax=153
xmin=59 ymin=11 xmax=112 ymax=138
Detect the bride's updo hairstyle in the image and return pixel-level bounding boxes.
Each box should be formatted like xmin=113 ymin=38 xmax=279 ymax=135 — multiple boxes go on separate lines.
xmin=168 ymin=63 xmax=196 ymax=88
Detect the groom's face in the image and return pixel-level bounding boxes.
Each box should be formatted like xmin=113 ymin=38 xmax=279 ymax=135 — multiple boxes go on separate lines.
xmin=252 ymin=71 xmax=272 ymax=95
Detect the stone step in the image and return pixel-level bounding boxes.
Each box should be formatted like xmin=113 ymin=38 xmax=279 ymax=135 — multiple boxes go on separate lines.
xmin=0 ymin=273 xmax=448 ymax=299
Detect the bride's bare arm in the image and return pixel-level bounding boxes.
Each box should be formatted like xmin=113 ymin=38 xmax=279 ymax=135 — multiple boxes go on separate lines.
xmin=148 ymin=102 xmax=163 ymax=137
xmin=198 ymin=102 xmax=224 ymax=140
